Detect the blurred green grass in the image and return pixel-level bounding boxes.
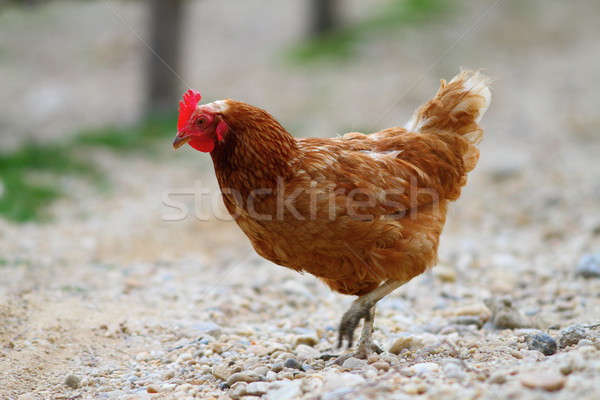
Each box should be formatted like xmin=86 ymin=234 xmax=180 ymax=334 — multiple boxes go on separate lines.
xmin=288 ymin=0 xmax=453 ymax=63
xmin=74 ymin=115 xmax=176 ymax=151
xmin=0 ymin=114 xmax=176 ymax=223
xmin=0 ymin=0 xmax=453 ymax=223
xmin=0 ymin=142 xmax=94 ymax=222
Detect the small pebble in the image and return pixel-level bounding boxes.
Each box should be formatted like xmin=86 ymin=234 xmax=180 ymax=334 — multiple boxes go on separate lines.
xmin=295 ymin=344 xmax=320 ymax=361
xmin=197 ymin=356 xmax=211 ymax=365
xmin=372 ymin=361 xmax=390 ymax=371
xmin=559 ymin=353 xmax=587 ymax=375
xmin=246 ymin=382 xmax=269 ymax=396
xmin=226 ymin=371 xmax=260 ymax=386
xmin=559 ymin=324 xmax=587 ymax=348
xmin=579 ymin=345 xmax=597 ymax=355
xmin=385 ymin=335 xmax=422 ymax=354
xmin=449 ymin=315 xmax=485 ymax=328
xmin=433 ymin=265 xmax=457 ymax=282
xmin=64 ymin=374 xmax=80 ymax=389
xmin=413 ymin=362 xmax=440 ymax=376
xmin=188 ymin=321 xmax=222 ymax=337
xmin=526 ymin=331 xmax=557 ymax=356
xmin=279 ymin=371 xmax=295 ymax=380
xmin=212 ymin=365 xmax=232 ymax=381
xmin=266 ymin=380 xmax=303 ymax=400
xmin=519 ymin=371 xmax=566 ymax=391
xmin=341 ymin=357 xmax=367 ymax=371
xmin=293 ymin=333 xmax=319 ymax=347
xmin=146 ymin=384 xmax=160 ymax=393
xmin=509 ymin=349 xmax=524 ymax=359
xmin=283 ymin=358 xmax=303 ymax=371
xmin=135 ymin=352 xmax=150 ymax=361
xmin=367 ymin=354 xmax=379 ymax=364
xmin=575 ymin=253 xmax=600 ymax=278
xmin=229 ymin=382 xmax=247 ymax=398
xmin=271 ymin=362 xmax=284 ymax=373
xmin=276 ymin=352 xmax=296 ymax=362
xmin=247 ymin=344 xmax=269 ymax=356
xmin=162 ymin=383 xmax=176 ymax=392
xmin=161 ymin=370 xmax=175 ymax=380
xmin=322 ymin=371 xmax=365 ymax=391
xmin=404 ymin=383 xmax=427 ymax=395
xmin=254 ymin=366 xmax=270 ymax=376
xmin=177 ymin=353 xmax=193 ymax=363
xmin=443 ymin=362 xmax=467 ymax=381
xmin=485 ymin=297 xmax=532 ymax=329
xmin=243 ymin=357 xmax=260 ymax=370
xmin=577 ymin=339 xmax=594 ymax=348
xmin=488 ymin=372 xmax=507 ymax=384
xmin=98 ymin=385 xmax=115 ymax=392
xmin=452 ymin=303 xmax=492 ymax=320
xmin=266 ymin=371 xmax=278 ymax=381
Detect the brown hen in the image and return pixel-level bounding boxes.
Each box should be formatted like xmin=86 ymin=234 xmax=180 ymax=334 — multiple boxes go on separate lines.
xmin=173 ymin=70 xmax=491 ymax=359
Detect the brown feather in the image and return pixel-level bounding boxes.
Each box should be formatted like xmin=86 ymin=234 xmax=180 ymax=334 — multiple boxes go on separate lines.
xmin=210 ymin=71 xmax=491 ymax=296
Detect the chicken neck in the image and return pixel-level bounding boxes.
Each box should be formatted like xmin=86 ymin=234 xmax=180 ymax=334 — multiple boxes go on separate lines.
xmin=210 ymin=121 xmax=299 ymax=201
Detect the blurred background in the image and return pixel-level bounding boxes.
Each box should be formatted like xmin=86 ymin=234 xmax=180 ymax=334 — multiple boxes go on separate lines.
xmin=0 ymin=0 xmax=599 ymax=226
xmin=1 ymin=1 xmax=600 ymax=396
xmin=0 ymin=0 xmax=599 ymax=290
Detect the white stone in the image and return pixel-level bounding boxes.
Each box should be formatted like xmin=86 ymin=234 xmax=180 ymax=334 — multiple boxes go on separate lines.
xmin=266 ymin=380 xmax=303 ymax=400
xmin=295 ymin=344 xmax=321 ymax=361
xmin=413 ymin=362 xmax=440 ymax=376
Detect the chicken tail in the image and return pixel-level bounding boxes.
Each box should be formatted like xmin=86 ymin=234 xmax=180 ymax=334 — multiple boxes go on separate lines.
xmin=404 ymin=69 xmax=492 ymax=172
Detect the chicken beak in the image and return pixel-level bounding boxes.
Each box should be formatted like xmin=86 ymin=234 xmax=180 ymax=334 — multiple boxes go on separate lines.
xmin=173 ymin=134 xmax=190 ymax=149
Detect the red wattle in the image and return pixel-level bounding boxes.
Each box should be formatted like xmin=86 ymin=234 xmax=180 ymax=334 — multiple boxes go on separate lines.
xmin=189 ymin=136 xmax=215 ymax=153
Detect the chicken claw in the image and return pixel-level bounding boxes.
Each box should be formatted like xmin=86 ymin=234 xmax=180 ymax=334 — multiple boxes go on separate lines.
xmin=335 ymin=304 xmax=383 ymax=364
xmin=337 ymin=300 xmax=373 ymax=348
xmin=336 ymin=280 xmax=408 ymax=360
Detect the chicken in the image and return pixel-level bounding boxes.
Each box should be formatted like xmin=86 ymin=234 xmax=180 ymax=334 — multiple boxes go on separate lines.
xmin=173 ymin=70 xmax=491 ymax=359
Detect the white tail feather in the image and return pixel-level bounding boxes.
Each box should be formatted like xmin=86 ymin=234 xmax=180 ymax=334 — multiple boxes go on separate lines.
xmin=404 ymin=69 xmax=492 ymax=140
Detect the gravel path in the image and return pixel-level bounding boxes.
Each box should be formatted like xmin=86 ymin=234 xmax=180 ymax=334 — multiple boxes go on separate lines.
xmin=1 ymin=1 xmax=600 ymax=399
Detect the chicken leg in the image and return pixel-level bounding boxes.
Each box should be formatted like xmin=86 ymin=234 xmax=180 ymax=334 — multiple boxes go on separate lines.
xmin=336 ymin=279 xmax=407 ymax=362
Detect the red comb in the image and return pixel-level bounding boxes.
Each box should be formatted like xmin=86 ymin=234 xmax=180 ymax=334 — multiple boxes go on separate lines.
xmin=178 ymin=89 xmax=202 ymax=131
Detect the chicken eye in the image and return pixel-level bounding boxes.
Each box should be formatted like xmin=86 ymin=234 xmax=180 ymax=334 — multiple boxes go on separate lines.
xmin=196 ymin=117 xmax=208 ymax=127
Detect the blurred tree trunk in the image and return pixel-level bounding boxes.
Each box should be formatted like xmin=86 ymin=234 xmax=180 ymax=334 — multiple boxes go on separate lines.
xmin=309 ymin=0 xmax=340 ymax=37
xmin=146 ymin=0 xmax=184 ymax=116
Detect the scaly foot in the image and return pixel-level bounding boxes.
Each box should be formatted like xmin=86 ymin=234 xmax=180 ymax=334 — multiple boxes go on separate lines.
xmin=337 ymin=300 xmax=372 ymax=348
xmin=334 ymin=341 xmax=382 ymax=365
xmin=334 ymin=280 xmax=408 ymax=364
xmin=353 ymin=337 xmax=383 ymax=359
xmin=334 ymin=302 xmax=381 ymax=364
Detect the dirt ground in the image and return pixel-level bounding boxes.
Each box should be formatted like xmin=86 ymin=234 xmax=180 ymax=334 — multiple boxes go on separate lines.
xmin=1 ymin=1 xmax=600 ymax=399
